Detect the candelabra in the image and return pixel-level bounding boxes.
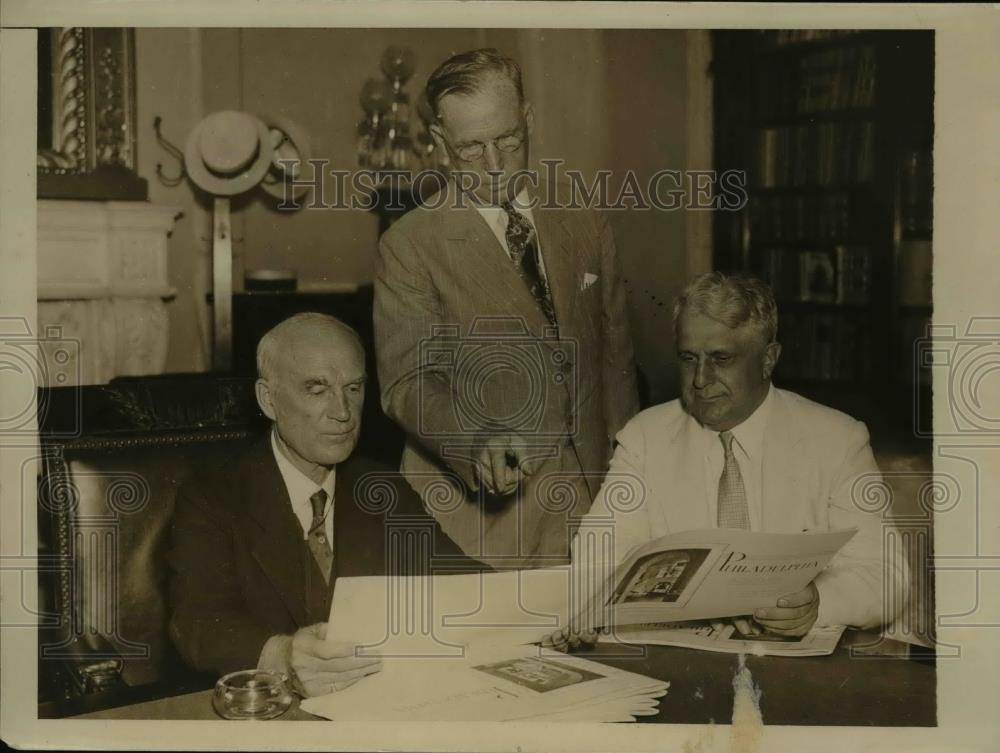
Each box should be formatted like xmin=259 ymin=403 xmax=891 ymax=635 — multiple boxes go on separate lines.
xmin=356 ymin=47 xmax=446 ymax=177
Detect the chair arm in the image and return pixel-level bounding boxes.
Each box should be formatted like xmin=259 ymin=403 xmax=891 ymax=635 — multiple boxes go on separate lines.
xmin=61 ymin=633 xmax=125 ymax=695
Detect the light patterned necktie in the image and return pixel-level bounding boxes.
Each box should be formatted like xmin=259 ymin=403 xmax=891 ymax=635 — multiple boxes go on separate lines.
xmin=717 ymin=431 xmax=750 ymax=529
xmin=501 ymin=201 xmax=556 ymax=325
xmin=307 ymin=489 xmax=333 ymax=583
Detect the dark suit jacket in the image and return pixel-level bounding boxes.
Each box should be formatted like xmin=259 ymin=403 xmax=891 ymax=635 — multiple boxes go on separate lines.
xmin=167 ymin=437 xmax=478 ymax=676
xmin=374 ymin=180 xmax=640 ymax=565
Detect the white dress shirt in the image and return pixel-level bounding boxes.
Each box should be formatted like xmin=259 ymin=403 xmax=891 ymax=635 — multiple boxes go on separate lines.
xmin=473 ymin=188 xmax=549 ymax=282
xmin=699 ymin=384 xmax=774 ymax=531
xmin=270 ymin=429 xmax=335 ymax=543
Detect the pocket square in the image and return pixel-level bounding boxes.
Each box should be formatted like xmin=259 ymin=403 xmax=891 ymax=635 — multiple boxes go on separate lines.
xmin=582 ymin=272 xmax=599 ymax=291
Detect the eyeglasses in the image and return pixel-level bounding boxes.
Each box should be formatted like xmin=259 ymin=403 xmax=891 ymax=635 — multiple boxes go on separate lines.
xmin=445 ymin=127 xmax=526 ymax=162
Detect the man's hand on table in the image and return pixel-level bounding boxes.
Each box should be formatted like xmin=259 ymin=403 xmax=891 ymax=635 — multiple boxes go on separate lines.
xmin=541 ymin=626 xmax=600 ymax=653
xmin=288 ymin=623 xmax=381 ymax=697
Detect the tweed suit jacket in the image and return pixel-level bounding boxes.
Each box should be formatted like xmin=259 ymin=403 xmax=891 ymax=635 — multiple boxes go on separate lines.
xmin=374 ymin=180 xmax=639 ymax=566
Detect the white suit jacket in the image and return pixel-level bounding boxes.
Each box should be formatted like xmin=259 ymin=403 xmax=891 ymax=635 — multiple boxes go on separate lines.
xmin=574 ymin=387 xmax=908 ymax=629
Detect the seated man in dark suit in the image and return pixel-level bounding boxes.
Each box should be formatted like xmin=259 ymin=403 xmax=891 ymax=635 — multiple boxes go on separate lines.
xmin=168 ymin=313 xmax=475 ymax=697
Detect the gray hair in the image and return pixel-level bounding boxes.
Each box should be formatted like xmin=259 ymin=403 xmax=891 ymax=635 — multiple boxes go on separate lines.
xmin=256 ymin=312 xmax=363 ymax=381
xmin=426 ymin=48 xmax=524 ymax=117
xmin=672 ymin=272 xmax=778 ymax=344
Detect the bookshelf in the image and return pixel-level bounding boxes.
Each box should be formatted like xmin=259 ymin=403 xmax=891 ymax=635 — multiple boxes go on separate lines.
xmin=712 ymin=30 xmax=933 ymax=424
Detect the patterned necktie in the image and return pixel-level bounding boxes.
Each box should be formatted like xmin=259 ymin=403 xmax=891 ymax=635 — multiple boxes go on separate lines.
xmin=307 ymin=489 xmax=333 ymax=583
xmin=501 ymin=201 xmax=556 ymax=325
xmin=716 ymin=431 xmax=750 ymax=529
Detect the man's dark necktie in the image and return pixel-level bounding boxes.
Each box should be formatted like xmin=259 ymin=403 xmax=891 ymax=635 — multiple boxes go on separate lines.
xmin=308 ymin=489 xmax=333 ymax=583
xmin=501 ymin=201 xmax=556 ymax=325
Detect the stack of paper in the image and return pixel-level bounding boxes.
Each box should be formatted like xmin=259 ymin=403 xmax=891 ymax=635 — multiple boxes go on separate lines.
xmin=300 ymin=646 xmax=668 ymax=722
xmin=298 ymin=568 xmax=669 ymax=722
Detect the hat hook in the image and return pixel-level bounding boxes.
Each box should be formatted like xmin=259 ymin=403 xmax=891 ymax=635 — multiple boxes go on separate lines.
xmin=153 ymin=116 xmax=187 ymax=187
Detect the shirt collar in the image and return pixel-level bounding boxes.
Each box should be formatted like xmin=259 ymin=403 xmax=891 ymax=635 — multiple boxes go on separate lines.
xmin=726 ymin=383 xmax=773 ymax=460
xmin=270 ymin=428 xmax=335 ymax=513
xmin=698 ymin=383 xmax=773 ymax=460
xmin=474 ymin=187 xmax=533 ymax=214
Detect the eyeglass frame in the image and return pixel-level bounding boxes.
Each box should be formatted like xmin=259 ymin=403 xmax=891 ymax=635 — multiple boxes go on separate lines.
xmin=435 ymin=121 xmax=529 ymax=163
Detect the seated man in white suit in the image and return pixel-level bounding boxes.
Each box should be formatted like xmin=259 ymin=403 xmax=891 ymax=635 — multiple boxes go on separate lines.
xmin=546 ymin=272 xmax=908 ymax=650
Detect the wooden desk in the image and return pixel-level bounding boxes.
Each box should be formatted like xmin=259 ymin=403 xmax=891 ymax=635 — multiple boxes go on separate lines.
xmin=75 ymin=689 xmax=318 ymax=721
xmin=75 ymin=632 xmax=934 ymax=725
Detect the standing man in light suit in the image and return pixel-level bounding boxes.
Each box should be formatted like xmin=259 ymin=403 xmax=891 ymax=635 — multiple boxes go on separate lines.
xmin=374 ymin=49 xmax=639 ymax=568
xmin=546 ymin=273 xmax=909 ymax=650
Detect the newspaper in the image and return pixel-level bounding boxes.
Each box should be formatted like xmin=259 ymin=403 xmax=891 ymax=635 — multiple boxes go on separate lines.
xmin=574 ymin=528 xmax=857 ymax=631
xmin=600 ymin=620 xmax=847 ymax=657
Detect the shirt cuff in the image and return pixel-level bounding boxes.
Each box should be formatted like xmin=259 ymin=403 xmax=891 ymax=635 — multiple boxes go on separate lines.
xmin=256 ymin=634 xmax=293 ymax=675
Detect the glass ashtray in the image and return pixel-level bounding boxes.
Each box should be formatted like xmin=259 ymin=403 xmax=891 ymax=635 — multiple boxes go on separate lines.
xmin=212 ymin=669 xmax=294 ymax=720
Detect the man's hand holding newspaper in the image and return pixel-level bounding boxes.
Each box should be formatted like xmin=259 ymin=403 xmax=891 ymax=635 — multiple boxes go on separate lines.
xmin=547 ymin=528 xmax=852 ymax=654
xmin=543 ymin=581 xmax=821 ymax=652
xmin=748 ymin=581 xmax=820 ymax=637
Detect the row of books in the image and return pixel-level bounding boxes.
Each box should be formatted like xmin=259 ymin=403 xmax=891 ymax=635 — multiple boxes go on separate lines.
xmin=757 ymin=29 xmax=863 ymax=48
xmin=798 ymin=46 xmax=877 ymax=113
xmin=755 ymin=121 xmax=875 ymax=187
xmin=900 ymin=150 xmax=933 ymax=238
xmin=755 ymin=45 xmax=877 ymax=120
xmin=776 ymin=310 xmax=873 ymax=383
xmin=759 ymin=246 xmax=872 ymax=305
xmin=897 ymin=240 xmax=932 ymax=307
xmin=750 ymin=192 xmax=861 ymax=243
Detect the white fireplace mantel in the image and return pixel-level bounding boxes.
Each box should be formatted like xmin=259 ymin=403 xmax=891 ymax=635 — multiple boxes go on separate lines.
xmin=37 ymin=199 xmax=180 ymax=387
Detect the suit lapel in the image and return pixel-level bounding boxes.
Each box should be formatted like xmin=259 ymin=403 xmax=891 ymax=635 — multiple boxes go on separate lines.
xmin=442 ymin=198 xmax=551 ymax=332
xmin=532 ymin=203 xmax=579 ymax=331
xmin=242 ymin=440 xmax=312 ymax=628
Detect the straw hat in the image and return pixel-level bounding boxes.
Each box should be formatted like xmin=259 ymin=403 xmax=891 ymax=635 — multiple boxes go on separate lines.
xmin=185 ymin=111 xmax=275 ymax=196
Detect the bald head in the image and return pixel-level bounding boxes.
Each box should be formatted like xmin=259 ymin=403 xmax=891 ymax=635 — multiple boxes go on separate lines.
xmin=256 ymin=313 xmax=364 ymax=383
xmin=255 ymin=313 xmax=367 ymax=481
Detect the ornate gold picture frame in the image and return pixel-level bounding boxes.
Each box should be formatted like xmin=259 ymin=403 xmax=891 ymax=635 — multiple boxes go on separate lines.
xmin=37 ymin=27 xmax=147 ymax=200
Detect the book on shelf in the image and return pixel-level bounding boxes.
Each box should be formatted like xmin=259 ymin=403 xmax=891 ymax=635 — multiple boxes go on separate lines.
xmin=795 ymin=312 xmax=815 ymax=378
xmin=897 ymin=240 xmax=932 ymax=307
xmin=759 ymin=247 xmax=799 ymax=302
xmin=898 ymin=314 xmax=932 ymax=387
xmin=762 ymin=29 xmax=862 ymax=48
xmin=812 ymin=312 xmax=836 ymax=380
xmin=752 ymin=192 xmax=852 ymax=243
xmin=761 ymin=246 xmax=868 ymax=306
xmin=799 ymin=250 xmax=837 ymax=303
xmin=757 ymin=128 xmax=779 ymax=188
xmin=900 ymin=150 xmax=933 ymax=237
xmin=835 ymin=245 xmax=872 ymax=304
xmin=775 ymin=308 xmax=871 ymax=383
xmin=797 ymin=45 xmax=877 ymax=114
xmin=753 ymin=121 xmax=875 ymax=189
